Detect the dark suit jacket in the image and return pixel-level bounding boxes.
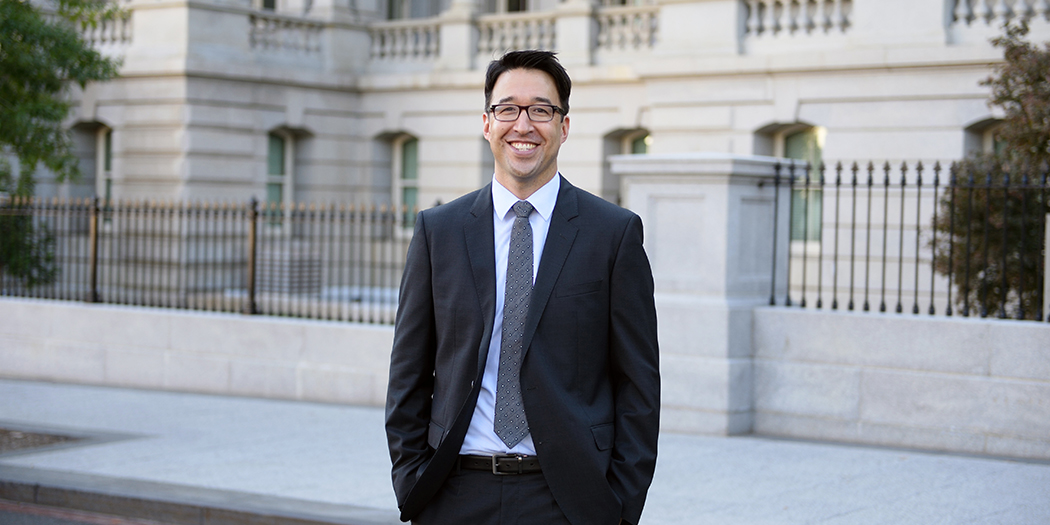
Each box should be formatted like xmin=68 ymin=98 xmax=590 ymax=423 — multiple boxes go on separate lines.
xmin=385 ymin=177 xmax=660 ymax=525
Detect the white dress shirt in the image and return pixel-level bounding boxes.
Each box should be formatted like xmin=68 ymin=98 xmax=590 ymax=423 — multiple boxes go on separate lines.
xmin=460 ymin=173 xmax=561 ymax=456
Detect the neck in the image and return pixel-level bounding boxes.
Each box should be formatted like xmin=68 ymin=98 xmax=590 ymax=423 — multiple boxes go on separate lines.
xmin=497 ymin=171 xmax=557 ymax=200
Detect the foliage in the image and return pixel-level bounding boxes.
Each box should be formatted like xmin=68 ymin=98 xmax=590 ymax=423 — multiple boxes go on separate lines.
xmin=0 ymin=163 xmax=58 ymax=289
xmin=933 ymin=159 xmax=1046 ymax=319
xmin=932 ymin=24 xmax=1050 ymax=319
xmin=0 ymin=0 xmax=121 ymax=286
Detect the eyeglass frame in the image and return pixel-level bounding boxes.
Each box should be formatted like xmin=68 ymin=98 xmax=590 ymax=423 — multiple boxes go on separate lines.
xmin=488 ymin=104 xmax=567 ymax=122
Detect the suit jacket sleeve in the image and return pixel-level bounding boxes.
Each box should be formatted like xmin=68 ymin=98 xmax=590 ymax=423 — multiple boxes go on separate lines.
xmin=608 ymin=213 xmax=660 ymax=524
xmin=385 ymin=211 xmax=437 ymax=508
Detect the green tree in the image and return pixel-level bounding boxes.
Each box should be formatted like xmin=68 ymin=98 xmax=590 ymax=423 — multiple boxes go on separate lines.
xmin=0 ymin=0 xmax=121 ymax=287
xmin=932 ymin=23 xmax=1050 ymax=320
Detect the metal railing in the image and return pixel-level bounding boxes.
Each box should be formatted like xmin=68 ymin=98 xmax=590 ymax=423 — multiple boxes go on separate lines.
xmin=770 ymin=160 xmax=1050 ymax=322
xmin=0 ymin=198 xmax=412 ymax=325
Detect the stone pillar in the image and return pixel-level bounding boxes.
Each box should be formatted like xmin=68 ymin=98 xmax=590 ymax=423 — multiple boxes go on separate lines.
xmin=554 ymin=0 xmax=596 ymax=67
xmin=849 ymin=0 xmax=949 ymax=47
xmin=1045 ymin=212 xmax=1050 ymax=320
xmin=437 ymin=0 xmax=479 ymax=71
xmin=654 ymin=0 xmax=744 ymax=57
xmin=611 ymin=153 xmax=792 ymax=435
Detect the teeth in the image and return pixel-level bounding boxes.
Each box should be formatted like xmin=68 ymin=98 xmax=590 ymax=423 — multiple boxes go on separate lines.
xmin=511 ymin=143 xmax=536 ymax=151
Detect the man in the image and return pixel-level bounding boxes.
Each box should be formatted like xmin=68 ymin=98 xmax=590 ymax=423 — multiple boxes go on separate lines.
xmin=385 ymin=50 xmax=660 ymax=525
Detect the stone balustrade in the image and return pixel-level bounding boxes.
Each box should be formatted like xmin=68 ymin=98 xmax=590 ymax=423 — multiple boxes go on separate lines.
xmin=596 ymin=3 xmax=659 ymax=51
xmin=476 ymin=11 xmax=557 ymax=59
xmin=78 ymin=11 xmax=133 ymax=51
xmin=952 ymin=0 xmax=1050 ymax=26
xmin=72 ymin=0 xmax=1050 ymax=80
xmin=369 ymin=19 xmax=441 ymax=60
xmin=249 ymin=11 xmax=324 ymax=54
xmin=744 ymin=0 xmax=852 ymax=37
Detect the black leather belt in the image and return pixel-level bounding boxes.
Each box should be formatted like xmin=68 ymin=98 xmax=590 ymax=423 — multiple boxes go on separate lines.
xmin=459 ymin=454 xmax=542 ymax=475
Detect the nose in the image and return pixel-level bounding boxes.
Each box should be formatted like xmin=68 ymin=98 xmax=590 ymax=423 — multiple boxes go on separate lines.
xmin=511 ymin=110 xmax=534 ymax=133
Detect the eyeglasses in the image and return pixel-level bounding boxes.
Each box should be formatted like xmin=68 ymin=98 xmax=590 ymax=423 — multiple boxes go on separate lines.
xmin=489 ymin=104 xmax=565 ymax=122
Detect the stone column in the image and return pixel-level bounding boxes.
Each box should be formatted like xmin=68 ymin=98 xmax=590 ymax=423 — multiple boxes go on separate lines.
xmin=611 ymin=153 xmax=793 ymax=435
xmin=654 ymin=0 xmax=744 ymax=57
xmin=1045 ymin=212 xmax=1050 ymax=320
xmin=437 ymin=0 xmax=479 ymax=71
xmin=554 ymin=0 xmax=596 ymax=67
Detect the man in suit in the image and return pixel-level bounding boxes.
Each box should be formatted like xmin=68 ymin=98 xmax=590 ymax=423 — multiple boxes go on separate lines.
xmin=385 ymin=50 xmax=660 ymax=525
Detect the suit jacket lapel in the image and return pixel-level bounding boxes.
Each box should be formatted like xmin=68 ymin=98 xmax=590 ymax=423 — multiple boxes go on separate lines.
xmin=521 ymin=178 xmax=579 ymax=356
xmin=465 ymin=184 xmax=497 ymax=378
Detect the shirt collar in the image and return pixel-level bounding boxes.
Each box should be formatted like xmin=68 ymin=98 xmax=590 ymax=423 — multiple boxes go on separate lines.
xmin=491 ymin=173 xmax=560 ymax=221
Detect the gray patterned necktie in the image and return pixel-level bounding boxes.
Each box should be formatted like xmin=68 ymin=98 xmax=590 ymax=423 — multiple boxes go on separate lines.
xmin=494 ymin=200 xmax=534 ymax=449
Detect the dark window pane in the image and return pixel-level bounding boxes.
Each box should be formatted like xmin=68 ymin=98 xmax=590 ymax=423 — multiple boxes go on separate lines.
xmin=268 ymin=134 xmax=285 ymax=176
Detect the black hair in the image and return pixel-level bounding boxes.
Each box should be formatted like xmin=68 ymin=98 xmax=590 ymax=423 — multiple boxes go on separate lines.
xmin=484 ymin=50 xmax=571 ymax=116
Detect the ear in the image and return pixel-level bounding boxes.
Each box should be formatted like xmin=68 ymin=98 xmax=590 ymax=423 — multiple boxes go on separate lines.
xmin=560 ymin=114 xmax=570 ymax=144
xmin=483 ymin=112 xmax=491 ymax=141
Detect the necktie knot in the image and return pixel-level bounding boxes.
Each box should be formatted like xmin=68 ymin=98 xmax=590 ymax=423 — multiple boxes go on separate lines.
xmin=512 ymin=200 xmax=534 ymax=219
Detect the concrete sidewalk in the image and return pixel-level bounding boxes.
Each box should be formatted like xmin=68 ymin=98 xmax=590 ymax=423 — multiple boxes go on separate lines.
xmin=1 ymin=379 xmax=1048 ymax=525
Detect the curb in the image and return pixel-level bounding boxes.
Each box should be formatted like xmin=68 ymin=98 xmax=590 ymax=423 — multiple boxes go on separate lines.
xmin=0 ymin=465 xmax=401 ymax=525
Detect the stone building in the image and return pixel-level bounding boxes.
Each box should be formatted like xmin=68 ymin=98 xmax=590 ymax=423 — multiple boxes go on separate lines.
xmin=49 ymin=0 xmax=1050 ymax=210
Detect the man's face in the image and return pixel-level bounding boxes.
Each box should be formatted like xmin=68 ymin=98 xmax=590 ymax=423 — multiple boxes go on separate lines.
xmin=483 ymin=68 xmax=570 ymax=195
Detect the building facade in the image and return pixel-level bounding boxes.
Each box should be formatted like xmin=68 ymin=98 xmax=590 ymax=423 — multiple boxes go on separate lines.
xmin=48 ymin=0 xmax=1050 ymax=209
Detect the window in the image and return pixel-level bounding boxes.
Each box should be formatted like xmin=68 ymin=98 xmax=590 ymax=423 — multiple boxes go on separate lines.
xmin=484 ymin=0 xmax=527 ymax=13
xmin=266 ymin=132 xmax=294 ymax=224
xmin=261 ymin=0 xmax=276 ymax=10
xmin=630 ymin=133 xmax=651 ymax=154
xmin=964 ymin=118 xmax=1005 ymax=157
xmin=393 ymin=137 xmax=419 ymax=229
xmin=601 ymin=129 xmax=650 ymax=205
xmin=95 ymin=128 xmax=113 ymax=203
xmin=784 ymin=127 xmax=824 ymax=242
xmin=388 ymin=0 xmax=440 ymax=19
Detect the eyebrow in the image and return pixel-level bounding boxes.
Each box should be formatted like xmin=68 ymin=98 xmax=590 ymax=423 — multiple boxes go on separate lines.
xmin=496 ymin=96 xmax=556 ymax=105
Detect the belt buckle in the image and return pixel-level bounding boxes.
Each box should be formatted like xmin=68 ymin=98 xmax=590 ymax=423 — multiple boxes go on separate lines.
xmin=491 ymin=454 xmax=523 ymax=475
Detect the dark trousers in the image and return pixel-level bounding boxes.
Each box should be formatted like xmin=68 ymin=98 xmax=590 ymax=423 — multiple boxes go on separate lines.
xmin=413 ymin=467 xmax=573 ymax=525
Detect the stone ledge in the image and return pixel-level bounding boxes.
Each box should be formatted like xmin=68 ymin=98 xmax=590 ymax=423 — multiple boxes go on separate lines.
xmin=0 ymin=465 xmax=399 ymax=525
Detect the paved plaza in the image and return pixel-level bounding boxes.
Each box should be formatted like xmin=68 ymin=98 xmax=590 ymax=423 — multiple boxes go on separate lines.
xmin=0 ymin=379 xmax=1048 ymax=524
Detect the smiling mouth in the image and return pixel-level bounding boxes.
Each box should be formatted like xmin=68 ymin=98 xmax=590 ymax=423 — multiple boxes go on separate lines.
xmin=510 ymin=142 xmax=536 ymax=152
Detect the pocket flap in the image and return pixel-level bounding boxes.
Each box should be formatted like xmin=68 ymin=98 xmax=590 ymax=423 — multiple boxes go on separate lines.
xmin=428 ymin=421 xmax=446 ymax=448
xmin=590 ymin=422 xmax=614 ymax=451
xmin=556 ymin=279 xmax=603 ymax=298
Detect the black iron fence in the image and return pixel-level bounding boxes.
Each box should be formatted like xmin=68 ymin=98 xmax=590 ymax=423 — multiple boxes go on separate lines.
xmin=5 ymin=163 xmax=1048 ymax=325
xmin=771 ymin=160 xmax=1050 ymax=322
xmin=0 ymin=197 xmax=412 ymax=324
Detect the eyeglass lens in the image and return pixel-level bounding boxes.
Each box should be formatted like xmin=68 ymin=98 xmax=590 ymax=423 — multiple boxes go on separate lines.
xmin=492 ymin=105 xmax=558 ymax=122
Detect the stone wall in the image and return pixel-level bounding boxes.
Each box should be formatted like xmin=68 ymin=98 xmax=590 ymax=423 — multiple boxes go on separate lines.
xmin=752 ymin=307 xmax=1050 ymax=460
xmin=0 ymin=298 xmax=392 ymax=406
xmin=2 ymin=294 xmax=1048 ymax=460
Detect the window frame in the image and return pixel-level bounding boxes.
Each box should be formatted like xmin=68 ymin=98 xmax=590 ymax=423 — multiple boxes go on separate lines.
xmin=392 ymin=135 xmax=420 ymax=232
xmin=779 ymin=126 xmax=825 ymax=245
xmin=265 ymin=130 xmax=295 ymax=229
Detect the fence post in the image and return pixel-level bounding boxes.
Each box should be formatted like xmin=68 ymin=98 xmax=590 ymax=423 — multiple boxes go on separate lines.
xmin=1045 ymin=211 xmax=1050 ymax=321
xmin=88 ymin=197 xmax=101 ymax=303
xmin=245 ymin=198 xmax=258 ymax=315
